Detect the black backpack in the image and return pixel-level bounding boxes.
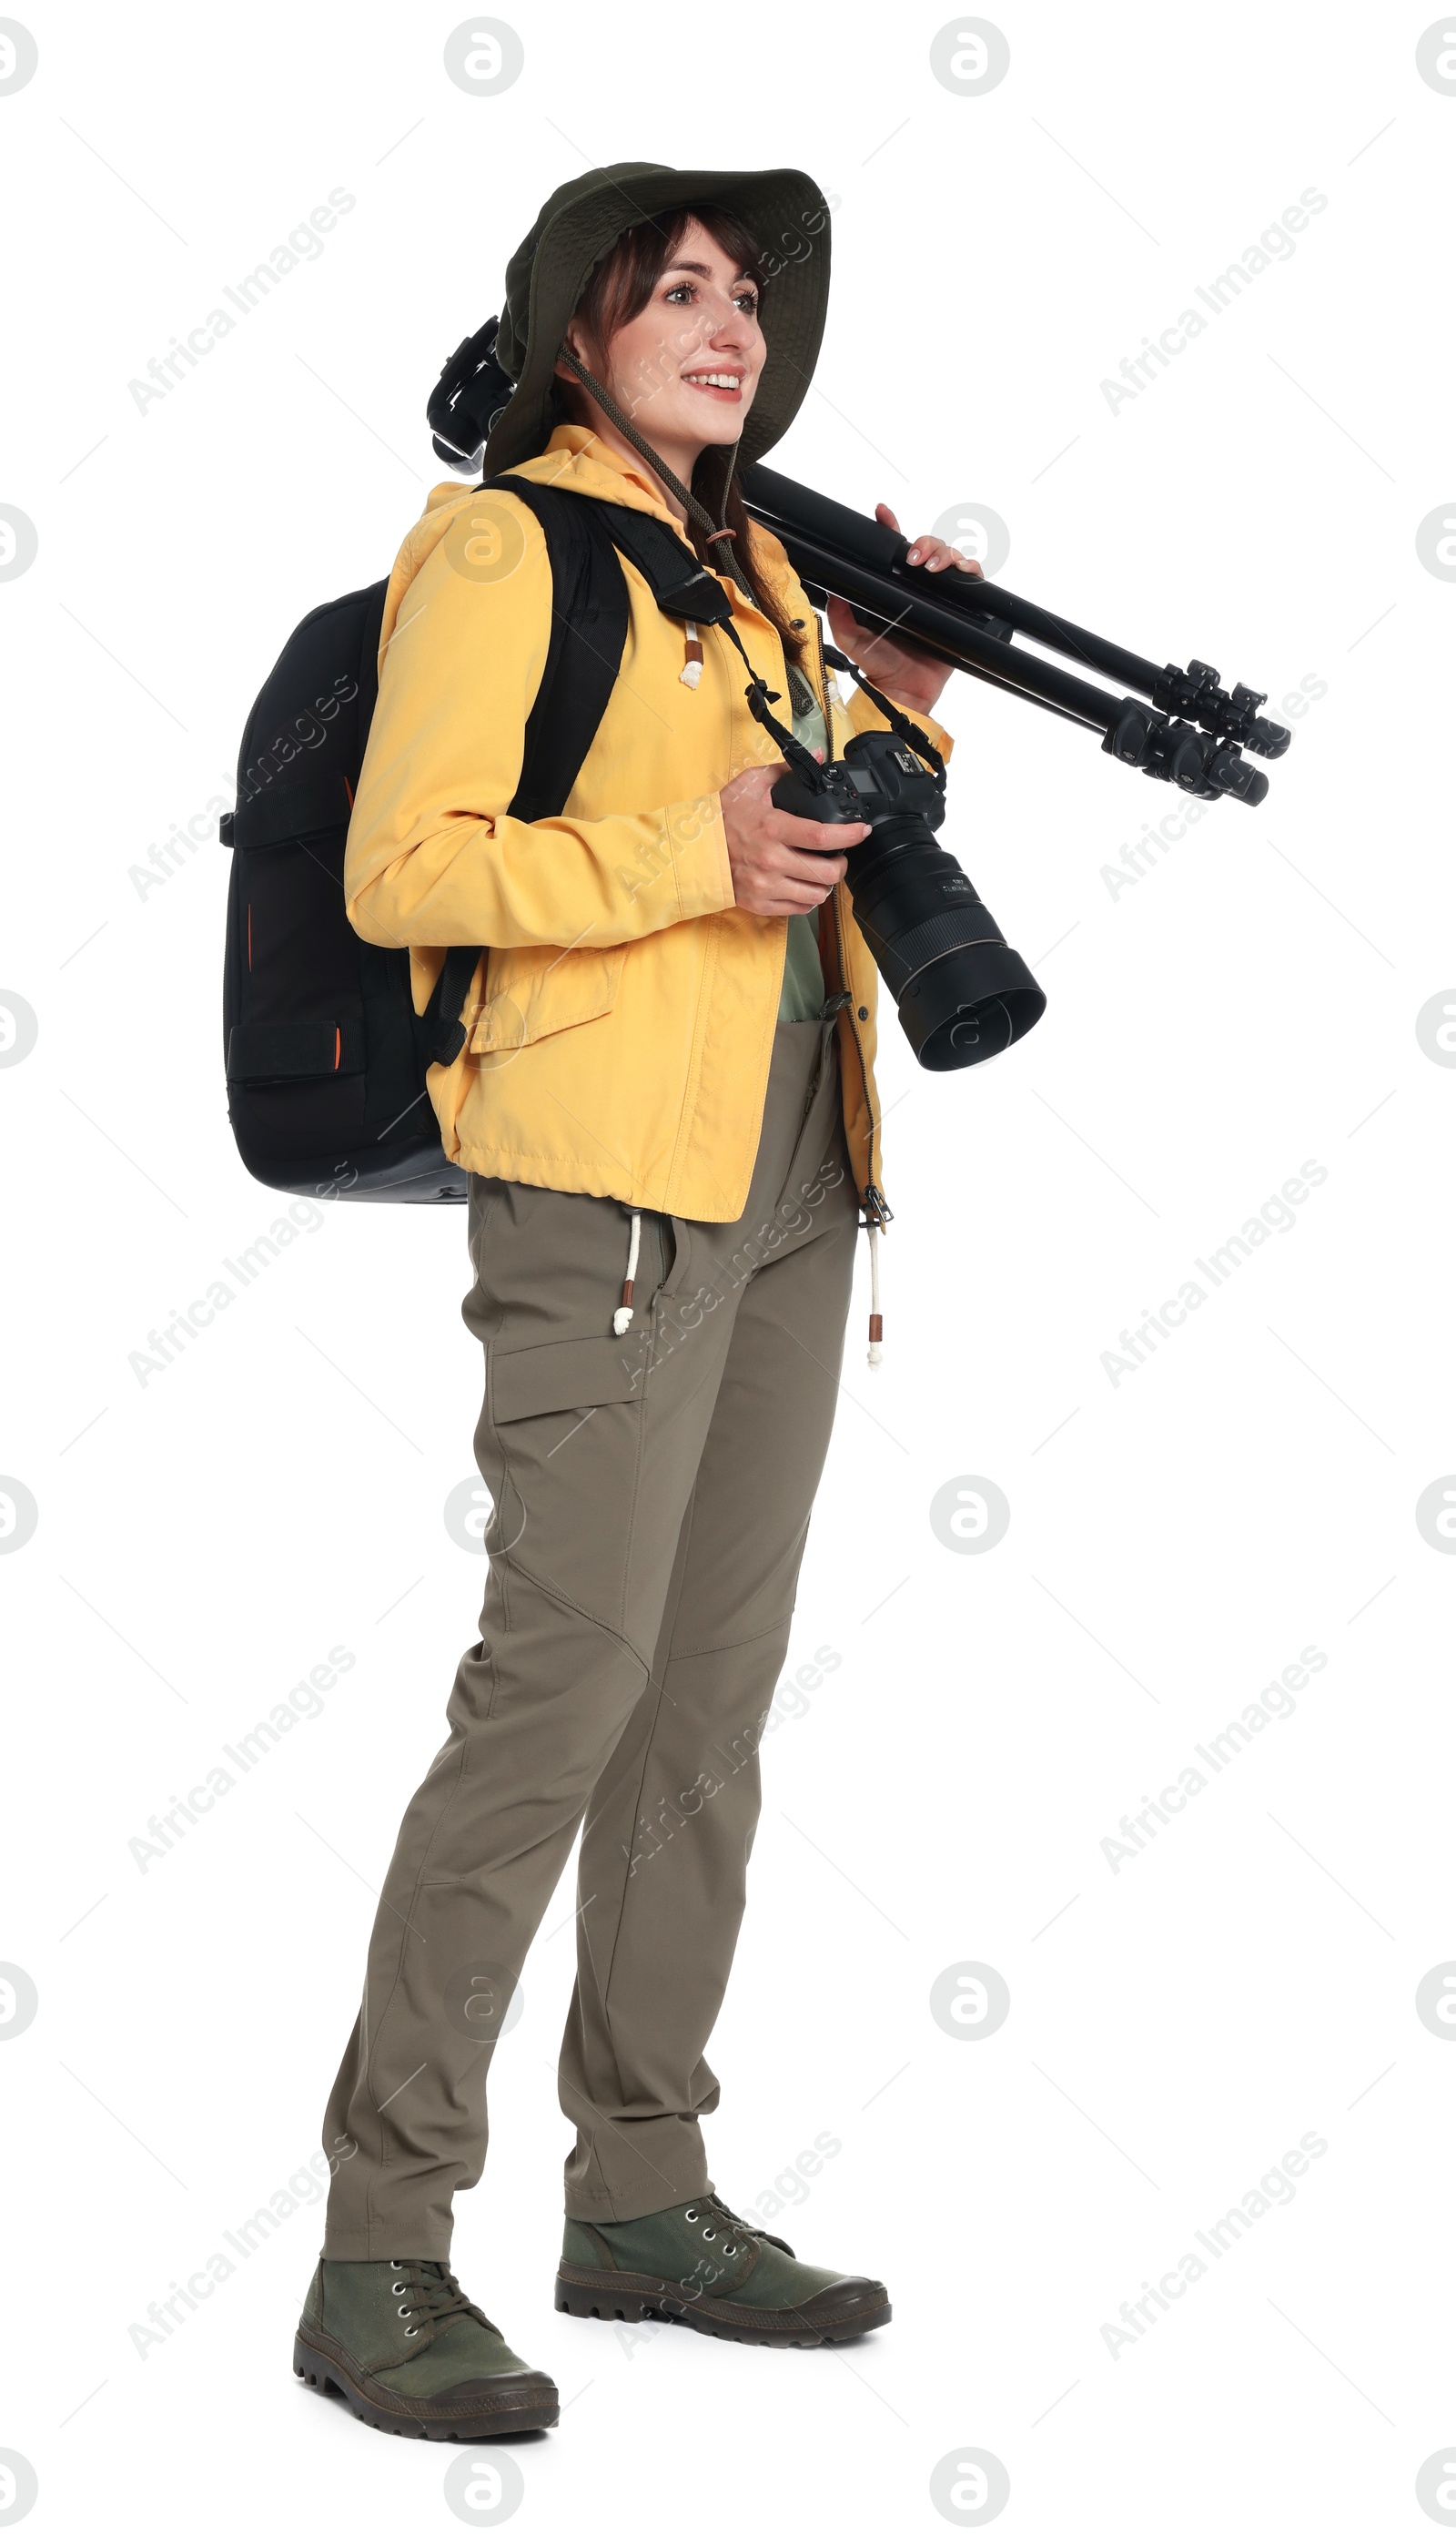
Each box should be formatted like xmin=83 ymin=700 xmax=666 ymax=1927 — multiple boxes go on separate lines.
xmin=220 ymin=478 xmax=731 ymax=1202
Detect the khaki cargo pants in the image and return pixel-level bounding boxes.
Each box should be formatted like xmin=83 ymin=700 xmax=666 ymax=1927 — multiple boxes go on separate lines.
xmin=321 ymin=1016 xmax=859 ymax=2257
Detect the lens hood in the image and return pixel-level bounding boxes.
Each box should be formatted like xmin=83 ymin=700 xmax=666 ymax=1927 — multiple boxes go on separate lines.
xmin=897 ymin=940 xmax=1047 ymax=1072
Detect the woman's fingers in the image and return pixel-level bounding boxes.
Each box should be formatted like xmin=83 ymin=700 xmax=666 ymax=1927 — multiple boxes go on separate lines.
xmin=770 ymin=882 xmax=838 ymax=913
xmin=905 ymin=532 xmax=985 ymax=578
xmin=773 ymin=833 xmax=853 ymax=875
xmin=875 ymin=502 xmax=983 ymax=575
xmin=747 ymin=836 xmax=850 ymax=916
xmin=741 ymin=870 xmax=840 ymax=916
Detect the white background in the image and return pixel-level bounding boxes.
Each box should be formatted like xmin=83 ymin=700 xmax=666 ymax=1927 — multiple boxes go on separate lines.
xmin=3 ymin=3 xmax=1454 ymax=2537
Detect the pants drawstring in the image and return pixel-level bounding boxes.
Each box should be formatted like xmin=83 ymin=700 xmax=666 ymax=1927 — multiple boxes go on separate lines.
xmin=613 ymin=1210 xmax=642 ymax=1334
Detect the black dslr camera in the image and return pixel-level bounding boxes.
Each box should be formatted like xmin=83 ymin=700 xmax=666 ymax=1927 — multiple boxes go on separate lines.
xmin=771 ymin=725 xmax=1045 ymax=1072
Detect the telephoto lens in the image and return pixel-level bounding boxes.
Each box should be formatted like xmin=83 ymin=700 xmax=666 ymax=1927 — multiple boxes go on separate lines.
xmin=771 ymin=728 xmax=1046 ymax=1070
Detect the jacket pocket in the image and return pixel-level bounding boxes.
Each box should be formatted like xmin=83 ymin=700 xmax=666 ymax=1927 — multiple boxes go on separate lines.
xmin=470 ymin=946 xmax=625 ymax=1055
xmin=490 ymin=1331 xmax=650 ymax=1424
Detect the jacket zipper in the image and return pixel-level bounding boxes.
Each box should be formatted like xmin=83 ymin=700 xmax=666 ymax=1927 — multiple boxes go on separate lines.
xmin=809 ymin=613 xmax=891 ymax=1225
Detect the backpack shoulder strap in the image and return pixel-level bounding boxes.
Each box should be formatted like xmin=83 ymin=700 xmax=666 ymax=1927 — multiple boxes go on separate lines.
xmin=423 ymin=474 xmax=630 ymax=1064
xmin=583 ymin=500 xmax=734 ymax=627
xmin=491 ymin=477 xmax=633 ymax=819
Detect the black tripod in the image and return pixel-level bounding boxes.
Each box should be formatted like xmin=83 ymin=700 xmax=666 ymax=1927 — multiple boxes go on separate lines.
xmin=740 ymin=463 xmax=1292 ymax=809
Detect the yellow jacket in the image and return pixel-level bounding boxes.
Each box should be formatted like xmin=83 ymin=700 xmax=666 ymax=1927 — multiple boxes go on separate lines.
xmin=343 ymin=423 xmax=955 ymax=1222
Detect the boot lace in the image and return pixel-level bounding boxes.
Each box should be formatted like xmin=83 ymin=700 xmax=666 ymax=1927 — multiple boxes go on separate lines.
xmin=388 ymin=2257 xmax=497 ymax=2340
xmin=680 ymin=2192 xmax=794 ymax=2262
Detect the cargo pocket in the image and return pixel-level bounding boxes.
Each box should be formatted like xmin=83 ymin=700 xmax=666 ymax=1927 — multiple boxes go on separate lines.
xmin=489 ymin=1330 xmax=652 ymax=1425
xmin=482 ymin=1328 xmax=653 ymax=1592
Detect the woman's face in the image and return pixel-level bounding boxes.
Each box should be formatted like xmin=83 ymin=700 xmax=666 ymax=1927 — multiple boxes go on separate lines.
xmin=559 ymin=217 xmax=767 ymax=461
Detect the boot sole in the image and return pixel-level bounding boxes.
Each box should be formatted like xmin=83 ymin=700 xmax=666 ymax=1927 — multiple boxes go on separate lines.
xmin=293 ymin=2330 xmax=559 ymax=2439
xmin=553 ymin=2267 xmax=890 ymax=2348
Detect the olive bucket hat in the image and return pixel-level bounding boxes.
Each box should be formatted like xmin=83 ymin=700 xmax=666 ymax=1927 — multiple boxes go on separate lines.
xmin=428 ymin=161 xmax=833 ymax=502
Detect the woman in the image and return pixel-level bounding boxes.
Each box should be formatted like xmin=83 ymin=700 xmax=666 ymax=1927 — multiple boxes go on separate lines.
xmin=294 ymin=162 xmax=980 ymax=2442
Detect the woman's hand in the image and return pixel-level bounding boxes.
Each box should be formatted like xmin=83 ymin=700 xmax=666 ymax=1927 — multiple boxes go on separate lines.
xmin=719 ymin=748 xmax=859 ymax=919
xmin=824 ymin=504 xmax=983 ymax=716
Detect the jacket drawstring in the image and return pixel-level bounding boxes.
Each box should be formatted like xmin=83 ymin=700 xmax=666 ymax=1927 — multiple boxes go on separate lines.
xmin=862 ymin=1184 xmax=892 ymax=1366
xmin=613 ymin=1197 xmax=882 ymax=1355
xmin=613 ymin=1209 xmax=642 ymax=1334
xmin=680 ymin=620 xmax=703 ymax=687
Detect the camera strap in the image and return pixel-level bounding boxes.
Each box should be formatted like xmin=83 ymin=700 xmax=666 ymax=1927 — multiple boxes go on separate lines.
xmin=720 ymin=615 xmax=948 ymax=791
xmin=820 ymin=643 xmax=946 ymax=783
xmin=714 ymin=614 xmax=828 ymax=785
xmin=578 ymin=492 xmax=945 ymax=791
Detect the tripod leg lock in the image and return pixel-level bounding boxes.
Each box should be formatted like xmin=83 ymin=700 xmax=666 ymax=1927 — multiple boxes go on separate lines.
xmin=1103 ymin=701 xmax=1268 ymax=807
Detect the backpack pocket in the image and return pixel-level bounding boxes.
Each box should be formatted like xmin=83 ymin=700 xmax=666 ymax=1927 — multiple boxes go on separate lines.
xmin=224 ymin=802 xmax=375 ymax=1151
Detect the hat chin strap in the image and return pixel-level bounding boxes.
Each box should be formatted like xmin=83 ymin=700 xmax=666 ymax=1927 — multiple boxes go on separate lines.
xmin=556 ymin=347 xmax=760 ymax=606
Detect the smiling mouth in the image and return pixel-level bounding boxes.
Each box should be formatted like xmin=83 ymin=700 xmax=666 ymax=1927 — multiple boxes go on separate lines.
xmin=682 ymin=370 xmax=744 ymax=398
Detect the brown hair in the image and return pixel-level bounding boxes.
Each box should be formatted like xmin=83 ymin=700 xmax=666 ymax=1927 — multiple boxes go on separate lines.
xmin=552 ymin=204 xmax=806 ymax=664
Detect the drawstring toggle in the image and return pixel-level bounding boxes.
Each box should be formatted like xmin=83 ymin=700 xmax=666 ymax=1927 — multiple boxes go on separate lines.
xmin=862 ymin=1187 xmax=892 ymax=1366
xmin=613 ymin=1209 xmax=642 ymax=1335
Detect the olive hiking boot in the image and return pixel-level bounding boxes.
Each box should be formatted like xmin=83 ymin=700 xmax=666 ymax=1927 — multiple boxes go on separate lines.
xmin=554 ymin=2191 xmax=890 ymax=2347
xmin=295 ymin=2256 xmax=558 ymax=2438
